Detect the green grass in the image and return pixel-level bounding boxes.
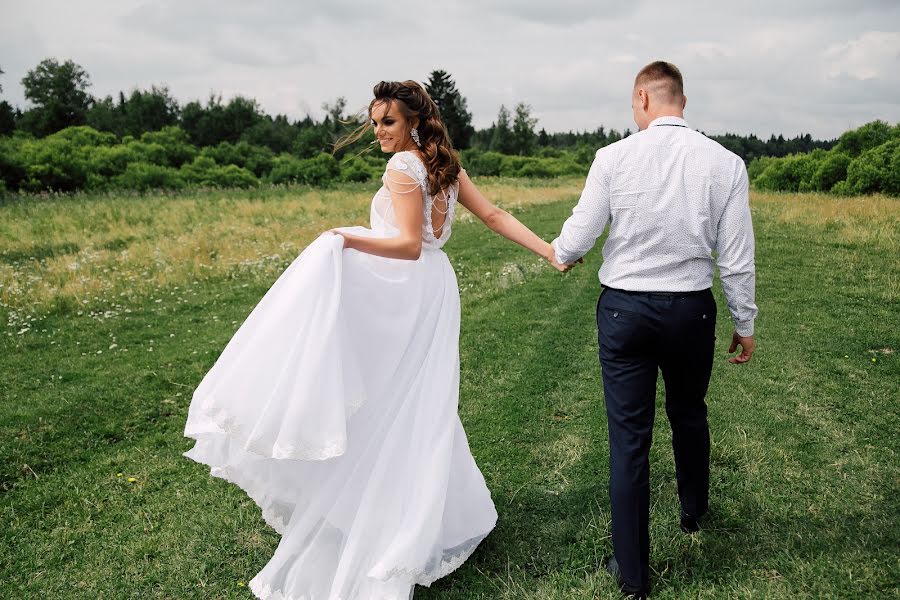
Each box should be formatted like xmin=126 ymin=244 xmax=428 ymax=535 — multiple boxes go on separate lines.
xmin=1 ymin=183 xmax=898 ymax=599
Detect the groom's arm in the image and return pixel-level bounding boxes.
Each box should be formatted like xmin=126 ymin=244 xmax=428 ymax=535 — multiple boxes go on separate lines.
xmin=551 ymin=149 xmax=612 ymax=265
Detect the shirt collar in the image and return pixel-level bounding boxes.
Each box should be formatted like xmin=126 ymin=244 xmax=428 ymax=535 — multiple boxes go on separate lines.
xmin=648 ymin=116 xmax=690 ymax=129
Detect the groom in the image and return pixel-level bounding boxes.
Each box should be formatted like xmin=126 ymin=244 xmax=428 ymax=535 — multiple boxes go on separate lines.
xmin=549 ymin=61 xmax=757 ymax=597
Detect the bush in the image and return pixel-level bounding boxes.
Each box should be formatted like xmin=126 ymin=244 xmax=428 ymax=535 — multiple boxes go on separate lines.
xmin=200 ymin=141 xmax=274 ymax=177
xmin=140 ymin=126 xmax=197 ymax=167
xmin=460 ymin=149 xmax=504 ymax=176
xmin=754 ymin=153 xmax=818 ymax=193
xmin=268 ymin=153 xmax=340 ymax=186
xmin=339 ymin=157 xmax=379 ymax=183
xmin=889 ymin=142 xmax=900 ymax=196
xmin=113 ymin=162 xmax=185 ymax=191
xmin=89 ymin=145 xmax=140 ymax=180
xmin=830 ymin=180 xmax=853 ymax=196
xmin=516 ymin=159 xmax=557 ymax=178
xmin=51 ymin=125 xmax=117 ymax=148
xmin=0 ymin=136 xmax=28 ymax=192
xmin=747 ymin=156 xmax=773 ymax=182
xmin=11 ymin=126 xmax=127 ymax=192
xmin=572 ymin=145 xmax=598 ymax=166
xmin=19 ymin=135 xmax=92 ymax=192
xmin=458 ymin=149 xmax=584 ymax=179
xmin=215 ymin=164 xmax=259 ymax=188
xmin=498 ymin=155 xmax=584 ymax=178
xmin=180 ymin=156 xmax=258 ymax=188
xmin=811 ymin=152 xmax=851 ymax=192
xmin=121 ymin=139 xmax=170 ymax=166
xmin=845 ymin=139 xmax=900 ymax=196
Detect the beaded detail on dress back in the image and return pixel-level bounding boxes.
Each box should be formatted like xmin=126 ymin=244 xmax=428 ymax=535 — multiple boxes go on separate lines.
xmin=381 ymin=151 xmax=458 ymax=249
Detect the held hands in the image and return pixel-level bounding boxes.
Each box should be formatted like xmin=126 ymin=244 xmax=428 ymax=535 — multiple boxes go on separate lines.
xmin=544 ymin=242 xmax=581 ymax=273
xmin=727 ymin=331 xmax=755 ymax=364
xmin=549 ymin=256 xmax=577 ymax=272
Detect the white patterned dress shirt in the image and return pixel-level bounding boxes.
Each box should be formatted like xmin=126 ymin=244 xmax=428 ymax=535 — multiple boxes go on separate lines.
xmin=552 ymin=116 xmax=758 ymax=336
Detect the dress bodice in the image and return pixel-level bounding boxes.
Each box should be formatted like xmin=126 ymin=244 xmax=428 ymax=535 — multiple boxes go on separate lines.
xmin=370 ymin=151 xmax=459 ymax=250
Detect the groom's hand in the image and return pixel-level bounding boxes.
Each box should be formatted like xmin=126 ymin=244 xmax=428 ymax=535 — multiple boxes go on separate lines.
xmin=548 ymin=255 xmax=580 ymax=273
xmin=727 ymin=331 xmax=755 ymax=364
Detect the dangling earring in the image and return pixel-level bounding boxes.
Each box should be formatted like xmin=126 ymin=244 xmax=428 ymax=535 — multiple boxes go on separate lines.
xmin=410 ymin=127 xmax=421 ymax=147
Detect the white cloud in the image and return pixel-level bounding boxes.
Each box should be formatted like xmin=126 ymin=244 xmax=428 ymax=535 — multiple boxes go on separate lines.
xmin=474 ymin=0 xmax=641 ymax=25
xmin=824 ymin=31 xmax=900 ymax=81
xmin=608 ymin=54 xmax=639 ymax=65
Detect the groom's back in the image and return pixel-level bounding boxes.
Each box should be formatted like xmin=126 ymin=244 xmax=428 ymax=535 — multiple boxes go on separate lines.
xmin=596 ymin=120 xmax=746 ymax=292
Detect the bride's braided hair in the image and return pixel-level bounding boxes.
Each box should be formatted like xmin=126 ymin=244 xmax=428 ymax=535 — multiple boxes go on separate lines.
xmin=336 ymin=80 xmax=461 ymax=197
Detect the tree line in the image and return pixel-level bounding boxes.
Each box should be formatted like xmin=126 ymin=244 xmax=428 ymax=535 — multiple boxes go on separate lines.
xmin=0 ymin=58 xmax=852 ymax=195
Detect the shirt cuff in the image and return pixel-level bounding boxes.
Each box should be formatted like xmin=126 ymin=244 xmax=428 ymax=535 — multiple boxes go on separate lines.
xmin=734 ymin=319 xmax=754 ymax=338
xmin=551 ymin=238 xmax=566 ymax=265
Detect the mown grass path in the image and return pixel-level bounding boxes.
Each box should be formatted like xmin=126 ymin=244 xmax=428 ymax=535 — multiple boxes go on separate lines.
xmin=1 ymin=184 xmax=897 ymax=598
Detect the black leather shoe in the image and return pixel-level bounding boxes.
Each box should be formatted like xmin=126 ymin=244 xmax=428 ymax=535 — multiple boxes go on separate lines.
xmin=604 ymin=555 xmax=648 ymax=598
xmin=680 ymin=510 xmax=701 ymax=533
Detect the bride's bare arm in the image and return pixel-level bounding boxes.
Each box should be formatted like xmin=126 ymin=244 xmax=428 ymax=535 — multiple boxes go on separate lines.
xmin=457 ymin=169 xmax=569 ymax=270
xmin=332 ymin=170 xmax=424 ymax=260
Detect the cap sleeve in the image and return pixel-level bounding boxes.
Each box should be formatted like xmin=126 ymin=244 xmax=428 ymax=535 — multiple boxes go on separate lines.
xmin=383 ymin=151 xmax=426 ymax=197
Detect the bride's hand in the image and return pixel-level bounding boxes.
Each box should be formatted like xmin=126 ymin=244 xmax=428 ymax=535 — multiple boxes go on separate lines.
xmin=328 ymin=229 xmax=348 ymax=248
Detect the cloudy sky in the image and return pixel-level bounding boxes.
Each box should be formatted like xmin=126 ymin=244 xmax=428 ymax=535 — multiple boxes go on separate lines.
xmin=2 ymin=0 xmax=898 ymax=139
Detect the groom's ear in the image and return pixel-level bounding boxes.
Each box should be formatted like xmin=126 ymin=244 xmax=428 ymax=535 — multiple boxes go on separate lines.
xmin=682 ymin=94 xmax=687 ymax=110
xmin=638 ymin=88 xmax=650 ymax=111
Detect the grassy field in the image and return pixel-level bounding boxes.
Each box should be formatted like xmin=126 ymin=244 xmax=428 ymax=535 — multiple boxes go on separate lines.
xmin=1 ymin=180 xmax=898 ymax=599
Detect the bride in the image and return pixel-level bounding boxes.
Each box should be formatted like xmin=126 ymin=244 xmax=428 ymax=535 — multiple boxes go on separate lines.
xmin=183 ymin=80 xmax=566 ymax=599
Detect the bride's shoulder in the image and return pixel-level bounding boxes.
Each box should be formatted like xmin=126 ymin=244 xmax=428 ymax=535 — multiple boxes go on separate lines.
xmin=386 ymin=151 xmax=426 ymax=180
xmin=387 ymin=150 xmax=424 ymax=167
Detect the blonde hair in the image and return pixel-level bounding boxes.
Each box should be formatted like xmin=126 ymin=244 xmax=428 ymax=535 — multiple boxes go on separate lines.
xmin=634 ymin=61 xmax=684 ymax=103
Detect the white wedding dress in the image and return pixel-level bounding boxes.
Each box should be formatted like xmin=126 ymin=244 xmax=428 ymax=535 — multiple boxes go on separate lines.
xmin=183 ymin=151 xmax=498 ymax=600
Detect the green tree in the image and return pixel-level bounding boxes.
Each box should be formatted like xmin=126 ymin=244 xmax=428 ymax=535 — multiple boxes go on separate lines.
xmin=0 ymin=101 xmax=16 ymax=136
xmin=293 ymin=125 xmax=332 ymax=158
xmin=180 ymin=93 xmax=262 ymax=147
xmin=242 ymin=114 xmax=298 ymax=154
xmin=180 ymin=98 xmax=212 ymax=146
xmin=120 ymin=85 xmax=180 ymax=136
xmin=322 ymin=97 xmax=348 ymax=134
xmin=86 ymin=95 xmax=123 ymax=136
xmin=511 ymin=102 xmax=537 ymax=155
xmin=489 ymin=105 xmax=515 ymax=154
xmin=835 ymin=120 xmax=893 ymax=157
xmin=424 ymin=70 xmax=474 ymax=149
xmin=0 ymin=67 xmax=16 ymax=136
xmin=20 ymin=58 xmax=93 ymax=137
xmin=221 ymin=96 xmax=263 ymax=143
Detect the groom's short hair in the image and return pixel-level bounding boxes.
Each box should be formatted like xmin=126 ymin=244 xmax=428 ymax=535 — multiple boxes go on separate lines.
xmin=634 ymin=61 xmax=684 ymax=103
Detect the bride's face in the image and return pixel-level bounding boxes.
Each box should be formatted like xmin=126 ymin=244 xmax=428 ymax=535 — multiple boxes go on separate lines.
xmin=371 ymin=100 xmax=418 ymax=154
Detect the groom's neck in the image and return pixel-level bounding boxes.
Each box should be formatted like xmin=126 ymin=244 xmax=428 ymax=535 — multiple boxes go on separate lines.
xmin=649 ymin=106 xmax=685 ymax=121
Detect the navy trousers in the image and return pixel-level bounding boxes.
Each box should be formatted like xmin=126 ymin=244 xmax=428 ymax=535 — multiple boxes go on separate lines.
xmin=596 ymin=286 xmax=716 ymax=592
